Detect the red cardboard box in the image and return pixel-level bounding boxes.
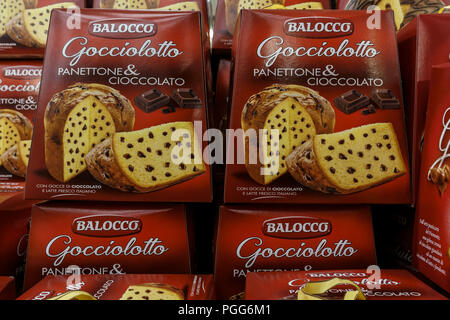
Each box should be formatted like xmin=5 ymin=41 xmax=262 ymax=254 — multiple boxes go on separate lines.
xmin=0 ymin=204 xmax=31 ymax=277
xmin=212 ymin=0 xmax=331 ymax=56
xmin=24 ymin=9 xmax=212 ymax=202
xmin=397 ymin=14 xmax=450 ymax=204
xmin=214 ymin=205 xmax=376 ymax=299
xmin=24 ymin=202 xmax=194 ymax=289
xmin=225 ymin=10 xmax=411 ymax=204
xmin=0 ymin=1 xmax=86 ymax=58
xmin=245 ymin=269 xmax=447 ymax=300
xmin=19 ymin=274 xmax=214 ymax=300
xmin=413 ymin=63 xmax=450 ymax=293
xmin=0 ymin=60 xmax=41 ymax=190
xmin=0 ymin=277 xmax=16 ymax=300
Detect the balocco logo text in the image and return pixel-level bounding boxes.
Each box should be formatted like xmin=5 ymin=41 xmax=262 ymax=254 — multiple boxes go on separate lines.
xmin=88 ymin=19 xmax=157 ymax=39
xmin=91 ymin=23 xmax=155 ymax=34
xmin=2 ymin=66 xmax=42 ymax=80
xmin=262 ymin=217 xmax=332 ymax=239
xmin=75 ymin=220 xmax=140 ymax=232
xmin=266 ymin=222 xmax=329 ymax=233
xmin=71 ymin=215 xmax=143 ymax=237
xmin=286 ymin=21 xmax=352 ymax=33
xmin=283 ymin=17 xmax=354 ymax=38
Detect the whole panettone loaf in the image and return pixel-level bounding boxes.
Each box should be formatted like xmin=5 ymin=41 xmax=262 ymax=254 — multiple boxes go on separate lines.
xmin=44 ymin=83 xmax=135 ymax=183
xmin=0 ymin=110 xmax=33 ymax=166
xmin=241 ymin=84 xmax=335 ymax=185
xmin=1 ymin=140 xmax=31 ymax=177
xmin=85 ymin=121 xmax=205 ymax=193
xmin=286 ymin=123 xmax=406 ymax=194
xmin=120 ymin=283 xmax=185 ymax=300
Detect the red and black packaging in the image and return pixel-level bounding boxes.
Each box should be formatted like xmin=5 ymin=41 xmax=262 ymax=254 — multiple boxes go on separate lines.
xmin=0 ymin=1 xmax=86 ymax=58
xmin=214 ymin=205 xmax=376 ymax=299
xmin=225 ymin=10 xmax=411 ymax=204
xmin=24 ymin=9 xmax=212 ymax=202
xmin=397 ymin=14 xmax=450 ymax=205
xmin=24 ymin=202 xmax=194 ymax=289
xmin=19 ymin=274 xmax=215 ymax=300
xmin=245 ymin=269 xmax=448 ymax=300
xmin=0 ymin=61 xmax=41 ymax=190
xmin=413 ymin=63 xmax=450 ymax=293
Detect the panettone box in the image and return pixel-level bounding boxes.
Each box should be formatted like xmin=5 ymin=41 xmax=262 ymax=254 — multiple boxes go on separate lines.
xmin=0 ymin=60 xmax=41 ymax=191
xmin=19 ymin=274 xmax=214 ymax=300
xmin=0 ymin=192 xmax=36 ymax=277
xmin=397 ymin=13 xmax=450 ymax=205
xmin=24 ymin=202 xmax=194 ymax=289
xmin=24 ymin=9 xmax=212 ymax=202
xmin=372 ymin=204 xmax=415 ymax=268
xmin=245 ymin=269 xmax=448 ymax=300
xmin=213 ymin=205 xmax=376 ymax=299
xmin=413 ymin=63 xmax=450 ymax=293
xmin=0 ymin=276 xmax=15 ymax=300
xmin=0 ymin=0 xmax=86 ymax=58
xmin=212 ymin=0 xmax=331 ymax=56
xmin=224 ymin=10 xmax=411 ymax=204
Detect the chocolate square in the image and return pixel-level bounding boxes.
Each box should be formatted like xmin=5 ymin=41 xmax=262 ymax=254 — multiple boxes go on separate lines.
xmin=371 ymin=89 xmax=400 ymax=109
xmin=334 ymin=89 xmax=371 ymax=114
xmin=171 ymin=88 xmax=202 ymax=109
xmin=134 ymin=89 xmax=171 ymax=113
xmin=362 ymin=104 xmax=376 ymax=115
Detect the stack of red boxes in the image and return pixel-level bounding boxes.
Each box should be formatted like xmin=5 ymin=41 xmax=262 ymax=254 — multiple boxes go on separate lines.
xmin=0 ymin=0 xmax=447 ymax=302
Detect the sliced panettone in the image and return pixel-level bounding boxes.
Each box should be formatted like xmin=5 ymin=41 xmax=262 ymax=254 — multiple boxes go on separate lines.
xmin=113 ymin=0 xmax=148 ymax=9
xmin=0 ymin=0 xmax=24 ymax=38
xmin=85 ymin=121 xmax=206 ymax=193
xmin=155 ymin=1 xmax=200 ymax=11
xmin=225 ymin=0 xmax=275 ymax=34
xmin=1 ymin=140 xmax=31 ymax=177
xmin=286 ymin=123 xmax=406 ymax=194
xmin=286 ymin=2 xmax=324 ymax=9
xmin=120 ymin=283 xmax=185 ymax=300
xmin=6 ymin=2 xmax=77 ymax=48
xmin=44 ymin=83 xmax=135 ymax=183
xmin=0 ymin=110 xmax=33 ymax=166
xmin=241 ymin=84 xmax=334 ymax=185
xmin=0 ymin=0 xmax=36 ymax=38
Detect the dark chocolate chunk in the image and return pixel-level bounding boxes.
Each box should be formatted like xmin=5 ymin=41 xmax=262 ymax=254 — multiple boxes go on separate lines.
xmin=171 ymin=88 xmax=202 ymax=109
xmin=334 ymin=89 xmax=371 ymax=114
xmin=162 ymin=106 xmax=176 ymax=114
xmin=134 ymin=89 xmax=171 ymax=113
xmin=371 ymin=89 xmax=400 ymax=109
xmin=361 ymin=104 xmax=376 ymax=115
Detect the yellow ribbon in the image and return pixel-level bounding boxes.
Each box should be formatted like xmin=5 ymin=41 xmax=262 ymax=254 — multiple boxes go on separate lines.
xmin=297 ymin=278 xmax=366 ymax=301
xmin=438 ymin=5 xmax=450 ymax=13
xmin=47 ymin=291 xmax=97 ymax=300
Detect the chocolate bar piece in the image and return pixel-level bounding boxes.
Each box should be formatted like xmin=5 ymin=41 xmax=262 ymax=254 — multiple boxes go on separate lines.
xmin=362 ymin=104 xmax=376 ymax=115
xmin=135 ymin=89 xmax=171 ymax=113
xmin=334 ymin=90 xmax=371 ymax=114
xmin=171 ymin=88 xmax=202 ymax=109
xmin=371 ymin=89 xmax=400 ymax=109
xmin=162 ymin=106 xmax=176 ymax=114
